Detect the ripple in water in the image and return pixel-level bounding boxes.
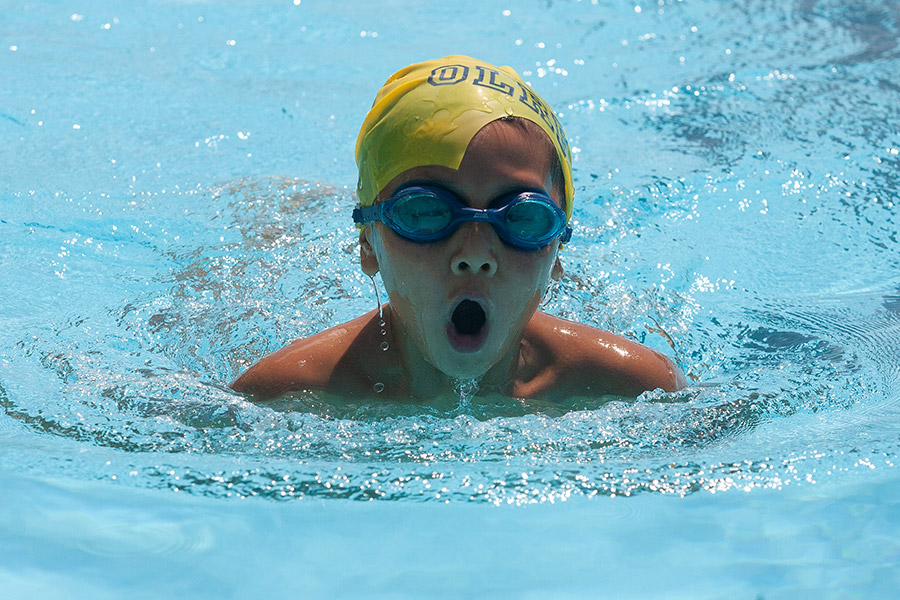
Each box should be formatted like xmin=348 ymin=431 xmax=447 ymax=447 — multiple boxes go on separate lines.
xmin=2 ymin=175 xmax=898 ymax=504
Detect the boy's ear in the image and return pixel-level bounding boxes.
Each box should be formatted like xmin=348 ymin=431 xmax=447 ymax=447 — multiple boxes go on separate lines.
xmin=550 ymin=256 xmax=564 ymax=281
xmin=359 ymin=227 xmax=380 ymax=276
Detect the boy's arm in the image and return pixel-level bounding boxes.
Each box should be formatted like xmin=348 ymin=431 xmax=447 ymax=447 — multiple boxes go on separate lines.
xmin=626 ymin=345 xmax=686 ymax=393
xmin=230 ymin=341 xmax=317 ymax=400
xmin=536 ymin=312 xmax=687 ymax=397
xmin=230 ymin=332 xmax=347 ymax=400
xmin=579 ymin=333 xmax=684 ymax=397
xmin=230 ymin=312 xmax=376 ymax=400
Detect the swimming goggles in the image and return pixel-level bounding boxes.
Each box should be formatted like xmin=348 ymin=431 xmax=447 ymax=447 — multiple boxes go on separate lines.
xmin=352 ymin=184 xmax=572 ymax=250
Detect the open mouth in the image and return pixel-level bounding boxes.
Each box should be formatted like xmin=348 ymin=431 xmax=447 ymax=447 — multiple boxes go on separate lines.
xmin=447 ymin=299 xmax=489 ymax=352
xmin=452 ymin=299 xmax=486 ymax=335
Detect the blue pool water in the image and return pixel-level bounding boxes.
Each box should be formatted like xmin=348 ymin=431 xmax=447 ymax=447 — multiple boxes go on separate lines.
xmin=2 ymin=0 xmax=900 ymax=596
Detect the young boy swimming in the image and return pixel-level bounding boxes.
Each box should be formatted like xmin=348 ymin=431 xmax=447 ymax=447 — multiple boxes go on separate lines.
xmin=231 ymin=55 xmax=685 ymax=401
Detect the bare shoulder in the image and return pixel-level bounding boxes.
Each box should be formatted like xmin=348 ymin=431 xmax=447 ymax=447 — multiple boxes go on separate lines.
xmin=526 ymin=311 xmax=686 ymax=397
xmin=230 ymin=311 xmax=379 ymax=400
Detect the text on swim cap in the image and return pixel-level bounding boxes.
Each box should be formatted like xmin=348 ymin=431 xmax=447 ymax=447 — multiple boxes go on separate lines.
xmin=426 ymin=64 xmax=572 ymax=165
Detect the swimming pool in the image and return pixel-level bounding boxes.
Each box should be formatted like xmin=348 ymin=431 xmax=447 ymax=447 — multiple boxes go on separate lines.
xmin=2 ymin=0 xmax=899 ymax=596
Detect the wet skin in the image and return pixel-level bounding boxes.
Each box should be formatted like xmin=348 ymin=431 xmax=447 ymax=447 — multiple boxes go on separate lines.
xmin=231 ymin=120 xmax=686 ymax=401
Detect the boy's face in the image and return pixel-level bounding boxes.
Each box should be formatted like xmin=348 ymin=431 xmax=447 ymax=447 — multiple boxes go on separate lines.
xmin=360 ymin=120 xmax=564 ymax=380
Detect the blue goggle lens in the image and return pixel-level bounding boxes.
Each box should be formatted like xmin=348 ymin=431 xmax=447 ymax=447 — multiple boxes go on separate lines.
xmin=504 ymin=199 xmax=557 ymax=241
xmin=391 ymin=192 xmax=453 ymax=236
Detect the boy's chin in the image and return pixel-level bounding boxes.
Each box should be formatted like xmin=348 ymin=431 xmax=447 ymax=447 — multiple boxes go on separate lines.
xmin=433 ymin=348 xmax=497 ymax=381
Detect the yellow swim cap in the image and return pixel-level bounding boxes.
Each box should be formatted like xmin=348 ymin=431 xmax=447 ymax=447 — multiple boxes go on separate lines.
xmin=355 ymin=55 xmax=574 ymax=220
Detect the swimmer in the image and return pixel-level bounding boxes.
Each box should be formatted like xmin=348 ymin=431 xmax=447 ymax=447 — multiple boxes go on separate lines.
xmin=231 ymin=55 xmax=686 ymax=401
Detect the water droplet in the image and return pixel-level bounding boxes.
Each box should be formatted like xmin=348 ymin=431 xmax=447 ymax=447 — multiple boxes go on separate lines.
xmin=380 ymin=328 xmax=386 ymax=335
xmin=381 ymin=341 xmax=389 ymax=351
xmin=373 ymin=382 xmax=384 ymax=393
xmin=369 ymin=275 xmax=384 ymax=320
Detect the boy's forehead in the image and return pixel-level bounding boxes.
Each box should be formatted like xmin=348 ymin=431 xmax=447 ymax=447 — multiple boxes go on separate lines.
xmin=376 ymin=121 xmax=556 ymax=202
xmin=376 ymin=165 xmax=455 ymax=201
xmin=466 ymin=118 xmax=556 ymax=161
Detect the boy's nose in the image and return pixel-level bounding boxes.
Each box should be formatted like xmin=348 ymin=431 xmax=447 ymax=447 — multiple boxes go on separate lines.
xmin=450 ymin=223 xmax=498 ymax=277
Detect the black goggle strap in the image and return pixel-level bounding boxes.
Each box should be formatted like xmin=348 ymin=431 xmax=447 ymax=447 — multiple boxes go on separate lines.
xmin=351 ymin=203 xmax=382 ymax=225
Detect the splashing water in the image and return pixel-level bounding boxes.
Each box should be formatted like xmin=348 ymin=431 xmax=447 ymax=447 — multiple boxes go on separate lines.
xmin=451 ymin=378 xmax=481 ymax=412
